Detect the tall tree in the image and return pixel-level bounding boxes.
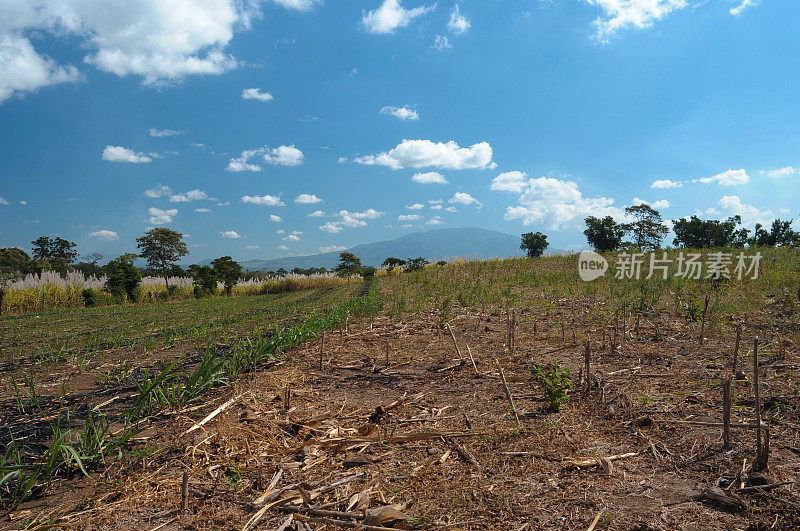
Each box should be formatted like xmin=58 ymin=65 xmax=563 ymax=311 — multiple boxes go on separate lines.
xmin=0 ymin=248 xmax=33 ymax=275
xmin=30 ymin=236 xmax=78 ymax=272
xmin=520 ymin=232 xmax=549 ymax=257
xmin=382 ymin=257 xmax=406 ymax=270
xmin=334 ymin=252 xmax=363 ymax=277
xmin=136 ymin=228 xmax=188 ymax=289
xmin=405 ymin=257 xmax=429 ymax=271
xmin=621 ymin=204 xmax=669 ymax=251
xmin=584 ymin=216 xmax=624 ymax=252
xmin=750 ymin=219 xmax=800 ymax=247
xmin=211 ymin=256 xmax=242 ymax=295
xmin=672 ymin=215 xmax=749 ymax=248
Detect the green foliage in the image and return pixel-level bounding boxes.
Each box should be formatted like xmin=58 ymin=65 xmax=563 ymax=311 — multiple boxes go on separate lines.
xmin=530 ymin=361 xmax=572 ymax=412
xmin=193 ymin=266 xmax=217 ymax=298
xmin=30 ymin=236 xmax=77 ymax=273
xmin=104 ymin=258 xmax=142 ymax=303
xmin=621 ymin=204 xmax=669 ymax=251
xmin=0 ymin=248 xmax=34 ymax=275
xmin=136 ymin=228 xmax=188 ymax=289
xmin=382 ymin=257 xmax=406 ymax=269
xmin=334 ymin=252 xmax=363 ymax=277
xmin=672 ymin=215 xmax=749 ymax=248
xmin=406 ymin=257 xmax=429 ymax=271
xmin=211 ymin=256 xmax=242 ymax=295
xmin=584 ymin=216 xmax=624 ymax=252
xmin=81 ymin=288 xmax=97 ymax=307
xmin=361 ymin=266 xmax=377 ymax=278
xmin=520 ymin=232 xmax=549 ymax=257
xmin=750 ymin=219 xmax=800 ymax=247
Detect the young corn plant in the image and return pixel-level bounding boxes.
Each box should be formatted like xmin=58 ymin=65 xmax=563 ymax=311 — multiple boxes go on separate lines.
xmin=530 ymin=361 xmax=573 ymax=413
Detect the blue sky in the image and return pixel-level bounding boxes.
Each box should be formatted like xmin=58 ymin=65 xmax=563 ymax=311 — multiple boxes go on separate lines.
xmin=1 ymin=0 xmax=798 ymax=263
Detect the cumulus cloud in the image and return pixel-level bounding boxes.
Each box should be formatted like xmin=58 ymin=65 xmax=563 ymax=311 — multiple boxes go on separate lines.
xmin=761 ymin=166 xmax=798 ymax=179
xmin=242 ymin=88 xmax=273 ymax=101
xmin=0 ymin=197 xmax=10 ymax=206
xmin=380 ymin=105 xmax=419 ymax=120
xmin=696 ymin=169 xmax=750 ymax=186
xmin=412 ymin=171 xmax=448 ymax=184
xmin=195 ymin=207 xmax=211 ymax=212
xmin=320 ymin=245 xmax=347 ymax=253
xmin=406 ymin=203 xmax=424 ymax=210
xmin=149 ymin=128 xmax=183 ymax=137
xmin=148 ymin=207 xmax=178 ymax=224
xmin=586 ymin=0 xmax=688 ymax=42
xmin=277 ymin=244 xmax=289 ymax=251
xmin=632 ymin=197 xmax=670 ymax=209
xmin=0 ymin=0 xmax=265 ymax=101
xmin=705 ymin=195 xmax=772 ymax=226
xmin=220 ymin=230 xmax=242 ymax=239
xmin=319 ymin=208 xmax=384 ymax=233
xmin=504 ymin=176 xmax=624 ymax=231
xmin=448 ymin=4 xmax=470 ymax=34
xmin=272 ymin=0 xmax=322 ymax=10
xmin=355 ymin=139 xmax=494 ymax=170
xmin=144 ymin=184 xmax=172 ymax=198
xmin=295 ymin=193 xmax=323 ymax=204
xmin=226 ymin=144 xmax=303 ymax=171
xmin=269 ymin=214 xmax=283 ymax=222
xmin=102 ymin=145 xmax=152 ymax=163
xmin=362 ymin=0 xmax=435 ymax=34
xmin=449 ymin=192 xmax=481 ymax=206
xmin=425 ymin=216 xmax=444 ymax=225
xmin=89 ymin=229 xmax=119 ymax=241
xmin=241 ymin=195 xmax=285 ymax=206
xmin=651 ymin=179 xmax=683 ymax=189
xmin=398 ymin=214 xmax=422 ymax=221
xmin=283 ymin=234 xmax=301 ymax=241
xmin=308 ymin=210 xmax=325 ymax=217
xmin=319 ymin=222 xmax=342 ymax=233
xmin=445 ymin=206 xmax=457 ymax=213
xmin=490 ymin=171 xmax=528 ymax=193
xmin=170 ymin=189 xmax=215 ymax=202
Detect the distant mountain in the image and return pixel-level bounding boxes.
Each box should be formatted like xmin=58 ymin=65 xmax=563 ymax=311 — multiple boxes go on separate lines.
xmin=235 ymin=227 xmax=524 ymax=271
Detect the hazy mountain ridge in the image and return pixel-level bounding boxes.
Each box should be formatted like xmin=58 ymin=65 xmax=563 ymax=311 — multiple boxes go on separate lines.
xmin=230 ymin=227 xmax=524 ymax=271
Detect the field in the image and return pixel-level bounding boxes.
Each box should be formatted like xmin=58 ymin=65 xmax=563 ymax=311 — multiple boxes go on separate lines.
xmin=1 ymin=249 xmax=799 ymax=530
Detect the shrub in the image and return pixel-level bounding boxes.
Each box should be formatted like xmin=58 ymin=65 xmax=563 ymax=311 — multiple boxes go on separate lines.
xmin=361 ymin=266 xmax=377 ymax=279
xmin=530 ymin=361 xmax=572 ymax=412
xmin=81 ymin=288 xmax=97 ymax=307
xmin=104 ymin=260 xmax=142 ymax=303
xmin=194 ymin=266 xmax=217 ymax=298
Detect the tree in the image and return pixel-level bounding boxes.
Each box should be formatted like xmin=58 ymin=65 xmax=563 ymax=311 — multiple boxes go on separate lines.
xmin=621 ymin=204 xmax=669 ymax=251
xmin=334 ymin=252 xmax=363 ymax=277
xmin=31 ymin=236 xmax=78 ymax=272
xmin=136 ymin=228 xmax=188 ymax=290
xmin=382 ymin=257 xmax=406 ymax=270
xmin=672 ymin=215 xmax=749 ymax=248
xmin=520 ymin=232 xmax=549 ymax=257
xmin=749 ymin=219 xmax=800 ymax=247
xmin=211 ymin=256 xmax=242 ymax=295
xmin=193 ymin=266 xmax=218 ymax=298
xmin=405 ymin=257 xmax=429 ymax=271
xmin=104 ymin=258 xmax=142 ymax=303
xmin=0 ymin=248 xmax=34 ymax=275
xmin=74 ymin=252 xmax=104 ymax=277
xmin=584 ymin=216 xmax=624 ymax=252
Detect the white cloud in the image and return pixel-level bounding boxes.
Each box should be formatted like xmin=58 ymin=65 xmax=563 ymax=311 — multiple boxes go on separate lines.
xmin=0 ymin=33 xmax=81 ymax=104
xmin=651 ymin=179 xmax=683 ymax=189
xmin=696 ymin=168 xmax=750 ymax=186
xmin=242 ymin=195 xmax=285 ymax=206
xmin=406 ymin=203 xmax=424 ymax=210
xmin=380 ymin=105 xmax=419 ymax=120
xmin=338 ymin=157 xmax=348 ymax=163
xmin=19 ymin=200 xmax=26 ymax=205
xmin=194 ymin=207 xmax=211 ymax=213
xmin=221 ymin=230 xmax=242 ymax=239
xmin=445 ymin=206 xmax=457 ymax=212
xmin=270 ymin=214 xmax=283 ymax=222
xmin=362 ymin=0 xmax=435 ymax=34
xmin=149 ymin=128 xmax=183 ymax=137
xmin=412 ymin=171 xmax=448 ymax=184
xmin=283 ymin=234 xmax=301 ymax=241
xmin=320 ymin=245 xmax=346 ymax=253
xmin=0 ymin=0 xmax=256 ymax=99
xmin=89 ymin=229 xmax=119 ymax=241
xmin=169 ymin=189 xmax=215 ymax=202
xmin=730 ymin=0 xmax=759 ymax=16
xmin=246 ymin=245 xmax=259 ymax=249
xmin=308 ymin=210 xmax=326 ymax=217
xmin=586 ymin=0 xmax=688 ymax=42
xmin=448 ymin=4 xmax=470 ymax=34
xmin=632 ymin=197 xmax=670 ymax=209
xmin=102 ymin=145 xmax=152 ymax=163
xmin=490 ymin=171 xmax=528 ymax=193
xmin=295 ymin=193 xmax=323 ymax=204
xmin=428 ymin=199 xmax=442 ymax=204
xmin=148 ymin=207 xmax=178 ymax=225
xmin=432 ymin=35 xmax=452 ymax=50
xmin=761 ymin=166 xmax=799 ymax=179
xmin=504 ymin=176 xmax=624 ymax=231
xmin=425 ymin=216 xmax=444 ymax=225
xmin=144 ymin=184 xmax=172 ymax=198
xmin=277 ymin=244 xmax=289 ymax=250
xmin=276 ymin=229 xmax=285 ymax=234
xmin=319 ymin=222 xmax=343 ymax=233
xmin=272 ymin=0 xmax=322 ymax=10
xmin=430 ymin=204 xmax=442 ymax=210
xmin=291 ymin=230 xmax=303 ymax=235
xmin=355 ymin=139 xmax=494 ymax=170
xmin=449 ymin=192 xmax=481 ymax=206
xmin=398 ymin=214 xmax=422 ymax=221
xmin=705 ymin=195 xmax=772 ymax=226
xmin=242 ymin=88 xmax=273 ymax=102
xmin=226 ymin=144 xmax=303 ymax=171
xmin=319 ymin=208 xmax=384 ymax=233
